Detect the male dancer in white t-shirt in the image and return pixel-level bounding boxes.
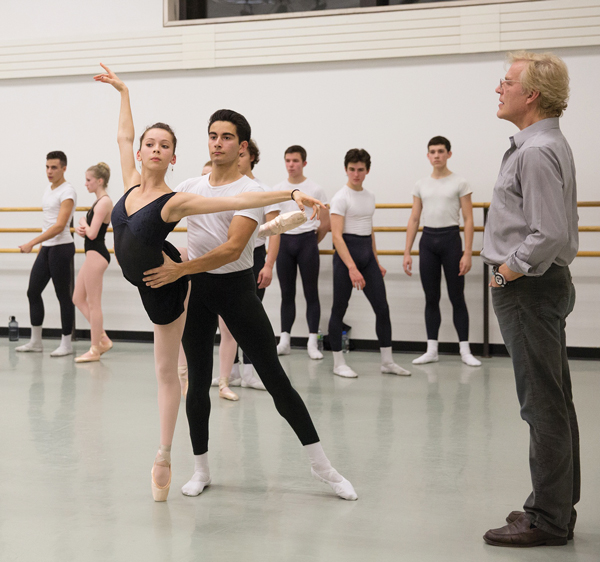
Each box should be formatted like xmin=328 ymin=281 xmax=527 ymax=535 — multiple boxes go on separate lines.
xmin=329 ymin=149 xmax=411 ymax=378
xmin=273 ymin=145 xmax=330 ymax=359
xmin=16 ymin=151 xmax=77 ymax=357
xmin=403 ymin=136 xmax=480 ymax=366
xmin=143 ymin=110 xmax=357 ymax=501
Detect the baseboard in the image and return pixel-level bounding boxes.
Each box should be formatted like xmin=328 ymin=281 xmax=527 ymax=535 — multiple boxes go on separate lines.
xmin=1 ymin=328 xmax=598 ymax=360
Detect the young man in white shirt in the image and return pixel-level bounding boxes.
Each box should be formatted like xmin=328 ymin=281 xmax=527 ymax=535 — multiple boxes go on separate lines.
xmin=328 ymin=149 xmax=410 ymax=378
xmin=143 ymin=110 xmax=356 ymax=502
xmin=274 ymin=145 xmax=330 ymax=359
xmin=403 ymin=136 xmax=480 ymax=367
xmin=17 ymin=151 xmax=77 ymax=357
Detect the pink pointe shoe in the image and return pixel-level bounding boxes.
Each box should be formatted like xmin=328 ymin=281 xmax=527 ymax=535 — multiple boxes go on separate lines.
xmin=98 ymin=333 xmax=113 ymax=355
xmin=258 ymin=211 xmax=306 ymax=237
xmin=152 ymin=446 xmax=172 ymax=502
xmin=74 ymin=345 xmax=102 ymax=363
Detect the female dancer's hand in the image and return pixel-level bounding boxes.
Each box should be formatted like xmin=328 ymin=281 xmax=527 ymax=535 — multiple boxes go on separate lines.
xmin=403 ymin=254 xmax=412 ymax=276
xmin=75 ymin=217 xmax=87 ymax=237
xmin=143 ymin=252 xmax=182 ymax=288
xmin=93 ymin=63 xmax=127 ymax=92
xmin=378 ymin=263 xmax=387 ymax=278
xmin=291 ymin=191 xmax=324 ymax=220
xmin=19 ymin=242 xmax=34 ymax=253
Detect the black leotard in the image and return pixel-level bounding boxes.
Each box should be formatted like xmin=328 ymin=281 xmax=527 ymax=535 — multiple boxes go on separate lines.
xmin=84 ymin=196 xmax=111 ymax=264
xmin=111 ymin=186 xmax=188 ymax=325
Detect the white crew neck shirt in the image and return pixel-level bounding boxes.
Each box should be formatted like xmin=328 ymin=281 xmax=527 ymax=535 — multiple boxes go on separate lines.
xmin=273 ymin=178 xmax=328 ymax=235
xmin=412 ymin=173 xmax=471 ymax=228
xmin=41 ymin=182 xmax=77 ymax=247
xmin=330 ymin=185 xmax=375 ymax=236
xmin=175 ymin=174 xmax=264 ymax=274
xmin=253 ymin=177 xmax=278 ymax=249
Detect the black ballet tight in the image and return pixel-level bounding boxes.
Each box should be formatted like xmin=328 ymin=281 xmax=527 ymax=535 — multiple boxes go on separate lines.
xmin=328 ymin=234 xmax=392 ymax=352
xmin=26 ymin=243 xmax=75 ymax=335
xmin=418 ymin=226 xmax=469 ymax=341
xmin=183 ymin=269 xmax=319 ymax=455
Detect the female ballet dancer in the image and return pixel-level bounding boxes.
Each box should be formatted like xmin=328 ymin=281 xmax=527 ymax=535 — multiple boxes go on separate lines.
xmin=403 ymin=136 xmax=481 ymax=366
xmin=72 ymin=162 xmax=114 ymax=362
xmin=95 ymin=63 xmax=324 ymax=501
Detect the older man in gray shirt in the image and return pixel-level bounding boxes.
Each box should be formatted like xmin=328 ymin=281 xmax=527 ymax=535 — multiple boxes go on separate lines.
xmin=481 ymin=52 xmax=579 ymax=548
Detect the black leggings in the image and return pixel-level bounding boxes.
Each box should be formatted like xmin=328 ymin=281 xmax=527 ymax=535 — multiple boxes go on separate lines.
xmin=328 ymin=234 xmax=392 ymax=352
xmin=27 ymin=243 xmax=75 ymax=335
xmin=182 ymin=269 xmax=319 ymax=455
xmin=276 ymin=231 xmax=320 ymax=333
xmin=418 ymin=226 xmax=469 ymax=341
xmin=238 ymin=245 xmax=266 ymax=365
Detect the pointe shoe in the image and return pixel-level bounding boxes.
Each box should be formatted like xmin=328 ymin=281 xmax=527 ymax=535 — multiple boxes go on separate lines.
xmin=74 ymin=345 xmax=102 ymax=363
xmin=151 ymin=465 xmax=172 ymax=502
xmin=178 ymin=365 xmax=189 ymax=398
xmin=219 ymin=378 xmax=239 ymax=401
xmin=258 ymin=210 xmax=307 ymax=237
xmin=98 ymin=334 xmax=113 ymax=355
xmin=152 ymin=447 xmax=172 ymax=502
xmin=311 ymin=468 xmax=358 ymax=501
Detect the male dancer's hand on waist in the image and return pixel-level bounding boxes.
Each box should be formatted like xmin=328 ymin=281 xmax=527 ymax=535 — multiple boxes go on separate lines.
xmin=144 ymin=252 xmax=182 ymax=288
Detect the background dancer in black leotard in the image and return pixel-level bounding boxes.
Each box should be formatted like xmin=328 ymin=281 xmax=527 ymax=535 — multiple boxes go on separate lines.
xmin=143 ymin=109 xmax=357 ymax=502
xmin=73 ymin=162 xmax=114 ymax=363
xmin=16 ymin=151 xmax=77 ymax=357
xmin=95 ymin=64 xmax=324 ymax=502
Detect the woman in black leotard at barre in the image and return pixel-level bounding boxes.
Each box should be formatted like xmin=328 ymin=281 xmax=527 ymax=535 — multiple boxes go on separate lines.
xmin=94 ymin=64 xmax=324 ymax=502
xmin=72 ymin=162 xmax=114 ymax=363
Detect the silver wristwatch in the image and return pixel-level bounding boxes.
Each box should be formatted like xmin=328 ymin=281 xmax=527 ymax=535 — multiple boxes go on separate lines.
xmin=492 ymin=266 xmax=508 ymax=288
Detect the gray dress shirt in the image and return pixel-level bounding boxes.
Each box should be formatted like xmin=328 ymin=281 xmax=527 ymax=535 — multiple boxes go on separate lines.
xmin=481 ymin=118 xmax=578 ymax=276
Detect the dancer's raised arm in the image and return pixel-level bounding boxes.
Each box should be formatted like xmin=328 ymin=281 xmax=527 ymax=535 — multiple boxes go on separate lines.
xmin=163 ymin=189 xmax=323 ymax=223
xmin=94 ymin=63 xmax=140 ymax=191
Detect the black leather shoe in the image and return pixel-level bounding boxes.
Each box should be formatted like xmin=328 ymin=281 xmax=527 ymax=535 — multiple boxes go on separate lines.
xmin=506 ymin=510 xmax=574 ymax=540
xmin=484 ymin=515 xmax=568 ymax=547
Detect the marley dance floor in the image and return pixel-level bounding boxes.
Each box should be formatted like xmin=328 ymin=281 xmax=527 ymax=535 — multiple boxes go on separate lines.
xmin=1 ymin=338 xmax=599 ymax=562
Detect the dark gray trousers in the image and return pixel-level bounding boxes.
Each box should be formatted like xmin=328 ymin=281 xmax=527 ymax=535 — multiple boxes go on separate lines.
xmin=492 ymin=264 xmax=580 ymax=537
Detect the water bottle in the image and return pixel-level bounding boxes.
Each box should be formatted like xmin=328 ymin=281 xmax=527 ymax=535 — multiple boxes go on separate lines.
xmin=342 ymin=331 xmax=349 ymax=354
xmin=317 ymin=329 xmax=324 ymax=352
xmin=8 ymin=316 xmax=19 ymax=341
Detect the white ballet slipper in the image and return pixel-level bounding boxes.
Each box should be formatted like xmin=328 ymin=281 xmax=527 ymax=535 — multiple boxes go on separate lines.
xmin=381 ymin=362 xmax=411 ymax=376
xmin=311 ymin=468 xmax=358 ymax=501
xmin=258 ymin=211 xmax=306 ymax=238
xmin=412 ymin=352 xmax=439 ymax=365
xmin=461 ymin=353 xmax=482 ymax=367
xmin=15 ymin=341 xmax=43 ymax=352
xmin=333 ymin=365 xmax=358 ymax=378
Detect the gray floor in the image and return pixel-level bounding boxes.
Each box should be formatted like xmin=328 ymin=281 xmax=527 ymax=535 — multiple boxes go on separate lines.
xmin=2 ymin=339 xmax=599 ymax=562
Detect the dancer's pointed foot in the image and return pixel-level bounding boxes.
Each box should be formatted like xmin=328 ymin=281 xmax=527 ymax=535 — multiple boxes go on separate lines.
xmin=258 ymin=210 xmax=306 ymax=237
xmin=152 ymin=446 xmax=172 ymax=502
xmin=219 ymin=378 xmax=239 ymax=401
xmin=98 ymin=333 xmax=113 ymax=355
xmin=74 ymin=345 xmax=101 ymax=363
xmin=311 ymin=468 xmax=358 ymax=500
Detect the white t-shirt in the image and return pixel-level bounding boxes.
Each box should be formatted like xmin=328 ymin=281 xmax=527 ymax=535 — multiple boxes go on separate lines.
xmin=330 ymin=185 xmax=375 ymax=236
xmin=175 ymin=174 xmax=264 ymax=274
xmin=254 ymin=177 xmax=278 ymax=249
xmin=41 ymin=182 xmax=77 ymax=247
xmin=412 ymin=173 xmax=472 ymax=228
xmin=273 ymin=178 xmax=328 ymax=235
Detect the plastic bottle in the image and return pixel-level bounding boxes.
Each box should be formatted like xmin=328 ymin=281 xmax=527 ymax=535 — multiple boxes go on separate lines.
xmin=8 ymin=316 xmax=19 ymax=341
xmin=317 ymin=329 xmax=324 ymax=352
xmin=342 ymin=331 xmax=349 ymax=354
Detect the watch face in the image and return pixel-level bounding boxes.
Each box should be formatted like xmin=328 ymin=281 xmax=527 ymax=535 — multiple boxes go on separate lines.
xmin=494 ymin=273 xmax=505 ymax=286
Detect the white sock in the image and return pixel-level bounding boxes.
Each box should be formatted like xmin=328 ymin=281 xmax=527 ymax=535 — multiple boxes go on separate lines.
xmin=240 ymin=363 xmax=266 ymax=390
xmin=460 ymin=341 xmax=482 ymax=366
xmin=50 ymin=334 xmax=73 ymax=357
xmin=413 ymin=340 xmax=439 ymax=364
xmin=307 ymin=333 xmax=323 ymax=360
xmin=380 ymin=346 xmax=393 ymax=365
xmin=182 ymin=453 xmax=211 ymax=496
xmin=277 ymin=332 xmax=291 ymax=355
xmin=305 ymin=442 xmax=357 ymax=501
xmin=332 ymin=351 xmax=357 ymax=378
xmin=16 ymin=326 xmax=43 ymax=352
xmin=380 ymin=347 xmax=411 ymax=376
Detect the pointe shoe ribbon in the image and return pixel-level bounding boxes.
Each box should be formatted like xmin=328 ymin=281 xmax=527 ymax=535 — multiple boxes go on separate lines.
xmin=218 ymin=378 xmax=239 ymax=401
xmin=258 ymin=211 xmax=306 ymax=238
xmin=98 ymin=335 xmax=113 ymax=355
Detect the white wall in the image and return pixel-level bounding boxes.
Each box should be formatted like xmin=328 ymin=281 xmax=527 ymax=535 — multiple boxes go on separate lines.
xmin=1 ymin=1 xmax=599 ymax=348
